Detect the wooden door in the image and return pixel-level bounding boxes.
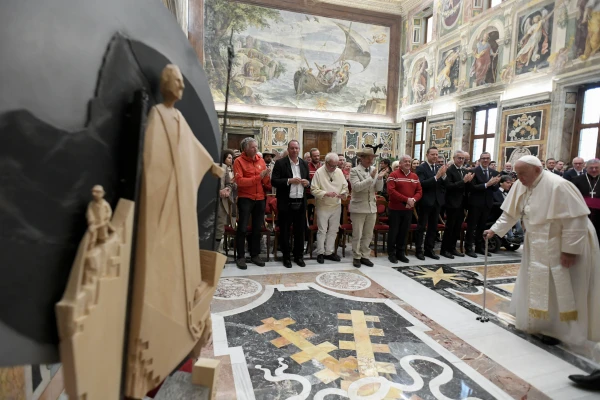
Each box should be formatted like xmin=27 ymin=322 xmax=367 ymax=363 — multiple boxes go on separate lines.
xmin=227 ymin=133 xmax=248 ymax=152
xmin=303 ymin=131 xmax=332 ymax=160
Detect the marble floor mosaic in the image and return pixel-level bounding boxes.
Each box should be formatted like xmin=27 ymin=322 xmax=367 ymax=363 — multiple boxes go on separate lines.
xmin=392 ymin=261 xmax=599 ymax=373
xmin=199 ymin=254 xmax=600 ymax=399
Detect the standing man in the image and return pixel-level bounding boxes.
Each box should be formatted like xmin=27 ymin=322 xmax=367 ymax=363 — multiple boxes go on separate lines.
xmin=415 ymin=147 xmax=447 ymax=260
xmin=546 ymin=157 xmax=560 ymax=174
xmin=485 ymin=156 xmax=599 ymax=385
xmin=387 ymin=155 xmax=422 ymax=263
xmin=441 ymin=150 xmax=474 ymax=258
xmin=307 ymin=148 xmax=323 ymax=198
xmin=271 ymin=140 xmax=310 ymax=268
xmin=564 ymin=157 xmax=586 ymax=181
xmin=572 ymin=158 xmax=600 ymax=242
xmin=310 ymin=152 xmax=349 ymax=264
xmin=555 ymin=160 xmax=565 ymax=176
xmin=233 ymin=137 xmax=271 ymax=269
xmin=349 ymin=148 xmax=387 ymax=268
xmin=465 ymin=152 xmax=501 ymax=258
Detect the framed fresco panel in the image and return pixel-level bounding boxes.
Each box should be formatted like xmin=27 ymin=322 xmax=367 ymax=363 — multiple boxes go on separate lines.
xmin=428 ymin=119 xmax=454 ymax=161
xmin=502 ymin=144 xmax=542 ymax=166
xmin=437 ymin=44 xmax=461 ymax=97
xmin=500 ymin=103 xmax=550 ymax=144
xmin=514 ymin=3 xmax=555 ymax=75
xmin=199 ymin=0 xmax=400 ymax=121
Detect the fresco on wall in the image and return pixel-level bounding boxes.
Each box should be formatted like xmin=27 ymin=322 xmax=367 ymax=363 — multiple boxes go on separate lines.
xmin=469 ymin=28 xmax=500 ymax=87
xmin=503 ymin=144 xmax=540 ymax=165
xmin=515 ymin=4 xmax=555 ymax=75
xmin=411 ymin=58 xmax=429 ymax=104
xmin=437 ymin=45 xmax=460 ymax=96
xmin=204 ymin=0 xmax=390 ymax=115
xmin=439 ymin=0 xmax=463 ymax=36
xmin=505 ymin=110 xmax=543 ymax=142
xmin=575 ymin=0 xmax=600 ymax=61
xmin=429 ymin=120 xmax=454 ymax=162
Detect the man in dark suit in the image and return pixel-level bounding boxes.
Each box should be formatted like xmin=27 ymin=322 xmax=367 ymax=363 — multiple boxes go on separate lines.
xmin=465 ymin=151 xmax=501 ymax=257
xmin=271 ymin=140 xmax=310 ymax=268
xmin=415 ymin=146 xmax=447 ymax=260
xmin=572 ymin=159 xmax=600 ymax=243
xmin=440 ymin=150 xmax=474 ymax=258
xmin=563 ymin=157 xmax=586 ymax=182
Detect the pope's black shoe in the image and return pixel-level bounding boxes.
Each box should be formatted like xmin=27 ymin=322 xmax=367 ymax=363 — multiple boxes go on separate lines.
xmin=568 ymin=370 xmax=600 ymax=390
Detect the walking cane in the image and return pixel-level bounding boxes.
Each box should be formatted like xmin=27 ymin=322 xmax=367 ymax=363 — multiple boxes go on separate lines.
xmin=476 ymin=236 xmax=490 ymax=322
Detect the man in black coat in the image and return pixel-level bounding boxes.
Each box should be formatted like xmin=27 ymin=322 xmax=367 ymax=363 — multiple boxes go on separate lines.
xmin=572 ymin=158 xmax=600 ymax=243
xmin=465 ymin=151 xmax=501 ymax=257
xmin=271 ymin=140 xmax=310 ymax=268
xmin=563 ymin=157 xmax=586 ymax=182
xmin=415 ymin=146 xmax=447 ymax=260
xmin=440 ymin=150 xmax=474 ymax=258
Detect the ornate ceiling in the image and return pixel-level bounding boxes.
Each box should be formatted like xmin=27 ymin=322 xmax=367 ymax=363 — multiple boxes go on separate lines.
xmin=311 ymin=0 xmax=422 ymax=16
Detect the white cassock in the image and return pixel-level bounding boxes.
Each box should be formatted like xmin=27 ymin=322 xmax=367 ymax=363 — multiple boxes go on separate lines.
xmin=491 ymin=171 xmax=600 ymax=357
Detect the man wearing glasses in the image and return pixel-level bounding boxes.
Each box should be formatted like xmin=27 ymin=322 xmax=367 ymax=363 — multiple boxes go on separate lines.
xmin=564 ymin=157 xmax=586 ymax=182
xmin=465 ymin=152 xmax=501 ymax=257
xmin=310 ymin=152 xmax=349 ymax=264
xmin=441 ymin=150 xmax=474 ymax=258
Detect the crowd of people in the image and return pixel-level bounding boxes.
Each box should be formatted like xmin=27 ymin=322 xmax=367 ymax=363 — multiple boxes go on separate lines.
xmin=215 ymin=138 xmax=600 ymax=388
xmin=216 ymin=138 xmax=600 ymax=268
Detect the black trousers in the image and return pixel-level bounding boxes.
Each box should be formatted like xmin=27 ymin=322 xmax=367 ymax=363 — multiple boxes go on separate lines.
xmin=465 ymin=205 xmax=491 ymax=251
xmin=236 ymin=197 xmax=266 ymax=259
xmin=441 ymin=207 xmax=464 ymax=252
xmin=416 ymin=204 xmax=440 ymax=253
xmin=387 ymin=209 xmax=412 ymax=257
xmin=278 ymin=200 xmax=306 ymax=260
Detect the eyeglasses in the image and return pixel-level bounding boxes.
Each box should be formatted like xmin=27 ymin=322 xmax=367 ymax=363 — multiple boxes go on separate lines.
xmin=455 ymin=157 xmax=465 ymax=160
xmin=480 ymin=157 xmax=490 ymax=160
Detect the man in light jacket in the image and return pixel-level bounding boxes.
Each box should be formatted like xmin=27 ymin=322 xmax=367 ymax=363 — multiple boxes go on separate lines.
xmin=310 ymin=152 xmax=349 ymax=264
xmin=349 ymin=148 xmax=387 ymax=268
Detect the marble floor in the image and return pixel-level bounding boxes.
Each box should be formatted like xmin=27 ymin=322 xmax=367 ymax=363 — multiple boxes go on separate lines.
xmin=195 ymin=247 xmax=600 ymax=400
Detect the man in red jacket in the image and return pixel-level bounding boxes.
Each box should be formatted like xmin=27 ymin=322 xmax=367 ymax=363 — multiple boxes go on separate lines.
xmin=233 ymin=137 xmax=271 ymax=269
xmin=387 ymin=155 xmax=423 ymax=263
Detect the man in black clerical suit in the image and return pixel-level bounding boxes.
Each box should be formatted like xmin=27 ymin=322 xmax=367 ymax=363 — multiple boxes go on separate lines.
xmin=465 ymin=151 xmax=501 ymax=257
xmin=271 ymin=140 xmax=310 ymax=268
xmin=440 ymin=150 xmax=474 ymax=258
xmin=415 ymin=146 xmax=447 ymax=260
xmin=572 ymin=158 xmax=600 ymax=243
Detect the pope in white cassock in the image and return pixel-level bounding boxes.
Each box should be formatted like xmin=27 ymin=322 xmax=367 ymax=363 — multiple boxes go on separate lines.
xmin=485 ymin=156 xmax=600 ymax=363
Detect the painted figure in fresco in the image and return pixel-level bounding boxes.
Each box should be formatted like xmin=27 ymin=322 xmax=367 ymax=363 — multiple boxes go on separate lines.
xmin=578 ymin=0 xmax=600 ymax=60
xmin=441 ymin=0 xmax=462 ymax=29
xmin=412 ymin=59 xmax=428 ymax=104
xmin=470 ymin=31 xmax=499 ymax=86
xmin=516 ymin=8 xmax=554 ymax=72
xmin=437 ymin=49 xmax=460 ymax=96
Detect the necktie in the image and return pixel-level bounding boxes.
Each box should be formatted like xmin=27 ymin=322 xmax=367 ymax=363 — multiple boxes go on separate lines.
xmin=484 ymin=169 xmax=489 ymax=181
xmin=431 ymin=164 xmax=435 ymax=173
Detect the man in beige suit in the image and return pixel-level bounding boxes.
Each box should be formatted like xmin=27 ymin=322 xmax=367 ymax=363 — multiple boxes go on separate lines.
xmin=349 ymin=148 xmax=387 ymax=268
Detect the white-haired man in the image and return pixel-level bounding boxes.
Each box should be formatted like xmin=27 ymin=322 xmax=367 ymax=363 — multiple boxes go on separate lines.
xmin=310 ymin=152 xmax=349 ymax=263
xmin=564 ymin=157 xmax=586 ymax=181
xmin=485 ymin=156 xmax=599 ymax=373
xmin=349 ymin=148 xmax=387 ymax=268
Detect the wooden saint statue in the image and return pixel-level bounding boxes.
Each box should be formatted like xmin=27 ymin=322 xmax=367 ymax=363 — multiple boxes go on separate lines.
xmin=125 ymin=64 xmax=226 ymax=398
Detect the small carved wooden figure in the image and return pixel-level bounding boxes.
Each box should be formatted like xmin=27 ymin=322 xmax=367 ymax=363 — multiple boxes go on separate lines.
xmin=86 ymin=185 xmax=113 ymax=248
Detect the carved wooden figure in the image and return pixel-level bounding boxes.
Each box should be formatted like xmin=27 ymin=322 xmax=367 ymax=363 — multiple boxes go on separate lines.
xmin=56 ymin=189 xmax=135 ymax=400
xmin=125 ymin=64 xmax=226 ymax=398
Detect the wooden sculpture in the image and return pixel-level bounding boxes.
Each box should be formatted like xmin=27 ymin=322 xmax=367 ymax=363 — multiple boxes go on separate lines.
xmin=56 ymin=186 xmax=135 ymax=400
xmin=125 ymin=64 xmax=226 ymax=399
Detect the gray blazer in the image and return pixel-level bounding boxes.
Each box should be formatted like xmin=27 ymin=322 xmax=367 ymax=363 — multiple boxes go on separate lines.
xmin=349 ymin=165 xmax=384 ymax=214
xmin=220 ymin=166 xmax=234 ymax=214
